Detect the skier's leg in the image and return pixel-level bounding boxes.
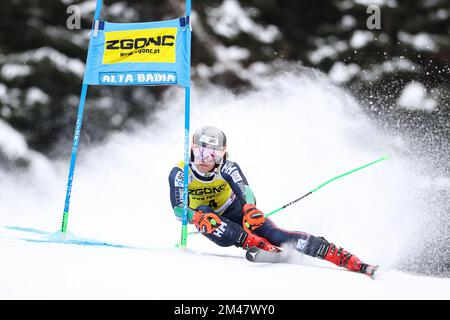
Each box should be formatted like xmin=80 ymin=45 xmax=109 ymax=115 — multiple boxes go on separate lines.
xmin=255 ymin=219 xmax=365 ymax=271
xmin=314 ymin=237 xmax=366 ymax=272
xmin=195 ymin=205 xmax=279 ymax=252
xmin=254 ymin=218 xmax=320 ymax=255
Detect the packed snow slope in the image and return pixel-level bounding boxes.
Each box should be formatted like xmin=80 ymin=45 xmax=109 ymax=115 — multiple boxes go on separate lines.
xmin=1 ymin=71 xmax=449 ymax=299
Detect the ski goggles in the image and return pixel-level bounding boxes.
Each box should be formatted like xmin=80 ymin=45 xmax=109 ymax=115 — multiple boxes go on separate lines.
xmin=192 ymin=144 xmax=226 ymax=164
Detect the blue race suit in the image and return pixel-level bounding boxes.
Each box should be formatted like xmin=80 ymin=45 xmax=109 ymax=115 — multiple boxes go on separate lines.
xmin=168 ymin=159 xmax=325 ymax=256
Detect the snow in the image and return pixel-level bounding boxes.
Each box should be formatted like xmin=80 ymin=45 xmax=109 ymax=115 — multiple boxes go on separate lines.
xmin=44 ymin=25 xmax=90 ymax=47
xmin=108 ymin=2 xmax=138 ymax=21
xmin=0 ymin=238 xmax=449 ymax=299
xmin=1 ymin=64 xmax=33 ymax=80
xmin=350 ymin=31 xmax=374 ymax=49
xmin=337 ymin=0 xmax=356 ymax=10
xmin=95 ymin=96 xmax=115 ymax=110
xmin=214 ymin=45 xmax=250 ymax=64
xmin=0 ymin=119 xmax=54 ymax=179
xmin=203 ymin=45 xmax=252 ymax=82
xmin=0 ymin=83 xmax=7 ymax=101
xmin=328 ymin=62 xmax=361 ymax=84
xmin=0 ymin=107 xmax=11 ymax=118
xmin=309 ymin=46 xmax=337 ymax=65
xmin=25 ymin=87 xmax=50 ymax=106
xmin=206 ymin=0 xmax=280 ymax=43
xmin=0 ymin=118 xmax=28 ymax=159
xmin=398 ymin=32 xmax=438 ymax=52
xmin=195 ymin=63 xmax=213 ymax=79
xmin=398 ymin=82 xmax=437 ymax=111
xmin=247 ymin=62 xmax=271 ymax=75
xmin=382 ymin=57 xmax=417 ymax=73
xmin=0 ymin=86 xmax=21 ymax=110
xmin=78 ymin=0 xmax=97 ymax=15
xmin=435 ymin=9 xmax=448 ymax=20
xmin=1 ymin=72 xmax=449 ymax=299
xmin=196 ymin=45 xmax=268 ymax=87
xmin=354 ymin=0 xmax=398 ymax=7
xmin=361 ymin=57 xmax=420 ymax=82
xmin=340 ymin=15 xmax=357 ymax=30
xmin=11 ymin=47 xmax=85 ymax=78
xmin=309 ymin=41 xmax=348 ymax=64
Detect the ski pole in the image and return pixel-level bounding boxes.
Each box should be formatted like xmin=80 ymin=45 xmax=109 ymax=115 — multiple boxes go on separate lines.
xmin=264 ymin=155 xmax=389 ymax=218
xmin=186 ymin=155 xmax=388 ymax=236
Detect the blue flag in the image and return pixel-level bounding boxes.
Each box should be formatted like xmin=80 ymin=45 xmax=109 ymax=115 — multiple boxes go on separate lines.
xmin=59 ymin=0 xmax=193 ymax=244
xmin=83 ymin=17 xmax=190 ymax=87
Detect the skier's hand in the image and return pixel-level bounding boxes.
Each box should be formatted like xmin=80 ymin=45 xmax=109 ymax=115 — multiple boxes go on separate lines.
xmin=192 ymin=211 xmax=222 ymax=234
xmin=242 ymin=204 xmax=265 ymax=232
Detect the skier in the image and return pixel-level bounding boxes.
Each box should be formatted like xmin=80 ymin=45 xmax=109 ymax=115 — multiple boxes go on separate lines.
xmin=168 ymin=126 xmax=376 ymax=276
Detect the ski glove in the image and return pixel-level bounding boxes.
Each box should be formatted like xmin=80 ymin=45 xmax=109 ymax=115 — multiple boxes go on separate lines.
xmin=242 ymin=204 xmax=265 ymax=232
xmin=192 ymin=211 xmax=222 ymax=234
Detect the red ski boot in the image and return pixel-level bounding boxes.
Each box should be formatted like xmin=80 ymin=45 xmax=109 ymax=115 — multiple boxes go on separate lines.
xmin=317 ymin=240 xmax=364 ymax=272
xmin=240 ymin=232 xmax=281 ymax=253
xmin=325 ymin=243 xmax=362 ymax=271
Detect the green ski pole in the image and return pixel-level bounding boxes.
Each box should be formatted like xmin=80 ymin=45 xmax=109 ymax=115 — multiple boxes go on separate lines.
xmin=187 ymin=155 xmax=388 ymax=236
xmin=264 ymin=155 xmax=389 ymax=218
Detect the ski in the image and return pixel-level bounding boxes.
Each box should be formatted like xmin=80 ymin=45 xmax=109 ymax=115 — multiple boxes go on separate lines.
xmin=246 ymin=246 xmax=380 ymax=280
xmin=245 ymin=246 xmax=290 ymax=263
xmin=361 ymin=264 xmax=380 ymax=280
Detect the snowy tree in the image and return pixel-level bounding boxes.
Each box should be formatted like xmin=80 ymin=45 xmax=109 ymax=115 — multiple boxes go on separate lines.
xmin=0 ymin=0 xmax=449 ymax=165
